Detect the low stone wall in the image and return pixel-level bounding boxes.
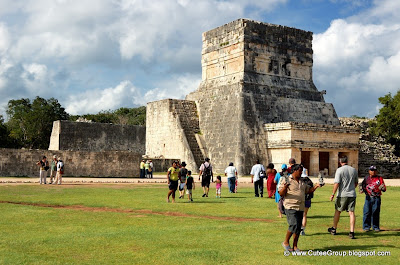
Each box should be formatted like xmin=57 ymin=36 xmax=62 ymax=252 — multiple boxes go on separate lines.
xmin=0 ymin=148 xmax=144 ymax=178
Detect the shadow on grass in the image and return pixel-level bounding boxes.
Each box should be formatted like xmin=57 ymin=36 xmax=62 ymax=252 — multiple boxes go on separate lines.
xmin=220 ymin=196 xmax=247 ymax=199
xmin=313 ymin=244 xmax=398 ymax=251
xmin=308 ymin=215 xmax=335 ymax=219
xmin=190 ymin=201 xmax=225 ymax=204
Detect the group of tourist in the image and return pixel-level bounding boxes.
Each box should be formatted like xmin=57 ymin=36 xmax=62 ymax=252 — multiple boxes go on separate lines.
xmin=277 ymin=156 xmax=387 ymax=252
xmin=139 ymin=159 xmax=153 ymax=178
xmin=163 ymin=156 xmax=388 ymax=252
xmin=166 ymin=158 xmax=238 ymax=202
xmin=36 ymin=155 xmax=64 ymax=185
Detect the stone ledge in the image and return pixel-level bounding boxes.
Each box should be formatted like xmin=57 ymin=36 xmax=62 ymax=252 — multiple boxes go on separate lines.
xmin=264 ymin=122 xmax=360 ymax=133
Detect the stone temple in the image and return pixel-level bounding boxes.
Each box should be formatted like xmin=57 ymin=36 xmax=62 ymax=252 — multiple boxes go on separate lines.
xmin=146 ymin=19 xmax=359 ymax=176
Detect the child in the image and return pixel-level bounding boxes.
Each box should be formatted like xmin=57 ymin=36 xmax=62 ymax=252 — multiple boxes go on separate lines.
xmin=215 ymin=175 xmax=222 ymax=198
xmin=185 ymin=170 xmax=195 ymax=202
xmin=178 ymin=162 xmax=188 ymax=199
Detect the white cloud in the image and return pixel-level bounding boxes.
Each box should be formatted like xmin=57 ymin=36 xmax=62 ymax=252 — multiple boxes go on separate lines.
xmin=0 ymin=23 xmax=10 ymax=55
xmin=313 ymin=0 xmax=400 ymax=116
xmin=144 ymin=74 xmax=201 ymax=103
xmin=65 ymin=80 xmax=142 ymax=115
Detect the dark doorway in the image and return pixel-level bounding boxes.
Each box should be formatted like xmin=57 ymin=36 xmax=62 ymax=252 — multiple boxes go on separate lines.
xmin=301 ymin=151 xmax=311 ymax=172
xmin=319 ymin=152 xmax=330 ymax=173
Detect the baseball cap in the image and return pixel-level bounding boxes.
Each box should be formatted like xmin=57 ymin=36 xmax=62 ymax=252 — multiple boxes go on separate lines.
xmin=281 ymin=164 xmax=288 ymax=170
xmin=369 ymin=165 xmax=377 ymax=171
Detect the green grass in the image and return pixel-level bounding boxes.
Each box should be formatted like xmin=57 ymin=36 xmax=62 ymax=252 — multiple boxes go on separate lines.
xmin=0 ymin=184 xmax=399 ymax=264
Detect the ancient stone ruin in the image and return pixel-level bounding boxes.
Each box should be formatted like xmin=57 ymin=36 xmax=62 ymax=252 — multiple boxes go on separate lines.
xmin=146 ymin=19 xmax=360 ymax=176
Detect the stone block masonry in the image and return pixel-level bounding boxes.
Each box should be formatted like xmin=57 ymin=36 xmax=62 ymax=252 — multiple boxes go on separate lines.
xmin=0 ymin=148 xmax=177 ymax=178
xmin=148 ymin=19 xmax=360 ymax=176
xmin=0 ymin=148 xmax=141 ymax=178
xmin=49 ymin=120 xmax=145 ymax=153
xmin=146 ymin=99 xmax=202 ymax=173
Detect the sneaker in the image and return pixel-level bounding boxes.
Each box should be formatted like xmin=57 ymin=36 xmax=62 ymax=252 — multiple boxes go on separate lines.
xmin=206 ymin=194 xmax=208 ymax=197
xmin=328 ymin=227 xmax=337 ymax=235
xmin=300 ymin=229 xmax=305 ymax=236
xmin=179 ymin=196 xmax=182 ymax=199
xmin=260 ymin=194 xmax=263 ymax=197
xmin=363 ymin=228 xmax=371 ymax=232
xmin=374 ymin=228 xmax=381 ymax=232
xmin=349 ymin=232 xmax=356 ymax=239
xmin=202 ymin=194 xmax=206 ymax=197
xmin=190 ymin=198 xmax=193 ymax=202
xmin=255 ymin=194 xmax=259 ymax=197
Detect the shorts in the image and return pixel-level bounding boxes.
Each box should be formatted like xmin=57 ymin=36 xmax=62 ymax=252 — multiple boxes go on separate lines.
xmin=285 ymin=209 xmax=304 ymax=235
xmin=179 ymin=183 xmax=185 ymax=191
xmin=186 ymin=189 xmax=192 ymax=195
xmin=335 ymin=197 xmax=356 ymax=212
xmin=201 ymin=176 xmax=211 ymax=188
xmin=168 ymin=180 xmax=178 ymax=191
xmin=305 ymin=200 xmax=311 ymax=208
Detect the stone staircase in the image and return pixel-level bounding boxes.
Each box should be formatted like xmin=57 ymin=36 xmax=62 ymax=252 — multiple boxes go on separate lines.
xmin=170 ymin=100 xmax=204 ymax=169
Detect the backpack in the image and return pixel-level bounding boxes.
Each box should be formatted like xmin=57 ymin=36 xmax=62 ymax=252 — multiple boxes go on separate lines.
xmin=203 ymin=163 xmax=212 ymax=177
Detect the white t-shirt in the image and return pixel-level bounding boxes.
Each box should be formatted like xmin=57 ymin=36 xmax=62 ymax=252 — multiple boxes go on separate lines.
xmin=225 ymin=166 xmax=237 ymax=178
xmin=250 ymin=164 xmax=265 ymax=182
xmin=57 ymin=160 xmax=64 ymax=172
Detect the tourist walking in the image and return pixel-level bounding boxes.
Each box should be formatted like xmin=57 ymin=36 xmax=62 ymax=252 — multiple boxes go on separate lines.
xmin=49 ymin=155 xmax=58 ymax=184
xmin=225 ymin=162 xmax=237 ymax=193
xmin=287 ymin=158 xmax=296 ymax=174
xmin=167 ymin=161 xmax=180 ymax=203
xmin=178 ymin=162 xmax=188 ymax=199
xmin=279 ymin=164 xmax=320 ymax=252
xmin=199 ymin=158 xmax=213 ymax=197
xmin=266 ymin=163 xmax=277 ymax=198
xmin=300 ymin=169 xmax=316 ymax=235
xmin=36 ymin=156 xmax=49 ymax=184
xmin=328 ymin=156 xmax=358 ymax=239
xmin=274 ymin=164 xmax=289 ymax=218
xmin=215 ymin=175 xmax=222 ymax=198
xmin=185 ymin=170 xmax=195 ymax=202
xmin=250 ymin=160 xmax=265 ymax=197
xmin=360 ymin=165 xmax=386 ymax=232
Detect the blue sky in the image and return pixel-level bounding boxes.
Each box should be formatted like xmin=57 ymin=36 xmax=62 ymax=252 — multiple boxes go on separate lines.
xmin=1 ymin=0 xmax=399 ymax=118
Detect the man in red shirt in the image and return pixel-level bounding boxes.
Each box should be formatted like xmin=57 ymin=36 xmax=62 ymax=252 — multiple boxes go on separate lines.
xmin=361 ymin=165 xmax=386 ymax=232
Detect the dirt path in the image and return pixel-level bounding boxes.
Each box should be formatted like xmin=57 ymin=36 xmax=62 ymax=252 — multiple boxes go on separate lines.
xmin=0 ymin=200 xmax=274 ymax=223
xmin=1 ymin=176 xmax=400 ymax=186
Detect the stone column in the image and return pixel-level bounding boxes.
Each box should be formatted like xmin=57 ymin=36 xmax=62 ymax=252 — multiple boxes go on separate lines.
xmin=309 ymin=150 xmax=319 ymax=177
xmin=329 ymin=151 xmax=339 ymax=177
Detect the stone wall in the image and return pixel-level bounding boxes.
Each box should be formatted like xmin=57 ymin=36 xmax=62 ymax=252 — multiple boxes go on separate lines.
xmin=0 ymin=148 xmax=176 ymax=177
xmin=340 ymin=118 xmax=400 ymax=178
xmin=146 ymin=99 xmax=201 ymax=173
xmin=185 ymin=19 xmax=343 ymax=174
xmin=49 ymin=120 xmax=146 ymax=153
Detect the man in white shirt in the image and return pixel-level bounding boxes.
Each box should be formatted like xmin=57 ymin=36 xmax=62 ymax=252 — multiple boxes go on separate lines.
xmin=225 ymin=162 xmax=238 ymax=193
xmin=250 ymin=160 xmax=265 ymax=197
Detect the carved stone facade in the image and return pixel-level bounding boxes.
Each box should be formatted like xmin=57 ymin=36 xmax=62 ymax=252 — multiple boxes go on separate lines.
xmin=147 ymin=19 xmax=360 ymax=176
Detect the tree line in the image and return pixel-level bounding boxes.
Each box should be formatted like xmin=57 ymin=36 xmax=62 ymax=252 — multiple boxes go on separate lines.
xmin=0 ymin=96 xmax=146 ymax=149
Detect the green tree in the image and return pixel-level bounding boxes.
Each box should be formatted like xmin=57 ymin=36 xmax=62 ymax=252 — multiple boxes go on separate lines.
xmin=0 ymin=115 xmax=15 ymax=148
xmin=370 ymin=90 xmax=400 ymax=155
xmin=6 ymin=97 xmax=69 ymax=149
xmin=70 ymin=106 xmax=146 ymax=126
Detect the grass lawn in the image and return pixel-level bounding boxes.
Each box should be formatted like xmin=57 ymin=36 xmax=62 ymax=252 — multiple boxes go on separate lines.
xmin=0 ymin=183 xmax=399 ymax=264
